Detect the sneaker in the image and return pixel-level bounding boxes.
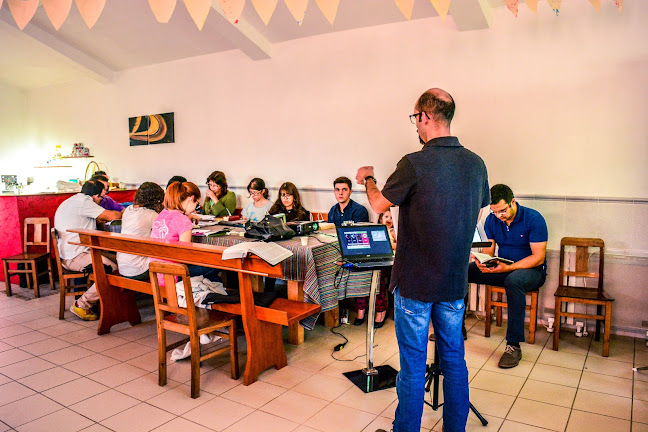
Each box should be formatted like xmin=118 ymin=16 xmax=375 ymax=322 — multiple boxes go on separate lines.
xmin=70 ymin=303 xmax=98 ymax=321
xmin=498 ymin=344 xmax=522 ymax=368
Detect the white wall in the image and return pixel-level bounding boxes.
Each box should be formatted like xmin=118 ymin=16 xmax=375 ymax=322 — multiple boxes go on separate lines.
xmin=13 ymin=1 xmax=648 ymax=333
xmin=0 ymin=83 xmax=27 ymax=178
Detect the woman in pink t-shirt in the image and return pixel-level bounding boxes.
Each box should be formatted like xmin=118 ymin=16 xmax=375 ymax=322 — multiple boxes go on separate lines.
xmin=151 ymin=181 xmax=220 ymax=282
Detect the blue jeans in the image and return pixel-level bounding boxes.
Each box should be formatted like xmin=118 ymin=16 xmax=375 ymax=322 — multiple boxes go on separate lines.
xmin=186 ymin=264 xmax=222 ymax=284
xmin=468 ymin=263 xmax=545 ymax=343
xmin=393 ymin=287 xmax=469 ymax=432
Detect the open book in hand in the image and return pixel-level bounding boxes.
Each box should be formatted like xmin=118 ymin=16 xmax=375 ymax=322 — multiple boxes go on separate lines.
xmin=221 ymin=241 xmax=293 ymax=266
xmin=471 ymin=251 xmax=514 ymax=268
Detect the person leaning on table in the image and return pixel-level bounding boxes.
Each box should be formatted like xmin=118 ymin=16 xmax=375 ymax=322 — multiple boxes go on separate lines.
xmin=54 ymin=180 xmax=122 ymax=321
xmin=203 ymin=171 xmax=236 ymax=217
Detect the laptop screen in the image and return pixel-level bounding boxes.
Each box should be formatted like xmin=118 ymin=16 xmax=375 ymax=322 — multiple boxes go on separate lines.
xmin=472 ymin=222 xmax=491 ymax=248
xmin=336 ymin=225 xmax=394 ymax=260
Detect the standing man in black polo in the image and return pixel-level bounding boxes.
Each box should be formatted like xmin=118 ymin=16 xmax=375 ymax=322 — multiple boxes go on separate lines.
xmin=357 ymin=88 xmax=489 ymax=432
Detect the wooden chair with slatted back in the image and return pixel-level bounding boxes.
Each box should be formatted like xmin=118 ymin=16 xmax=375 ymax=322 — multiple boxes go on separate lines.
xmin=485 ymin=285 xmax=539 ymax=344
xmin=553 ymin=237 xmax=612 ymax=356
xmin=3 ymin=217 xmax=55 ymax=298
xmin=51 ymin=228 xmax=92 ymax=319
xmin=149 ymin=262 xmax=239 ymax=398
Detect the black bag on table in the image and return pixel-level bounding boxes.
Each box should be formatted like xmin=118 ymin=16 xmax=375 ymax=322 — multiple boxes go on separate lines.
xmin=244 ymin=215 xmax=295 ymax=242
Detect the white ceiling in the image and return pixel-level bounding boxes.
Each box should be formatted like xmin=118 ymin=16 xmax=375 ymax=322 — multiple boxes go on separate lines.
xmin=0 ymin=0 xmax=497 ymax=90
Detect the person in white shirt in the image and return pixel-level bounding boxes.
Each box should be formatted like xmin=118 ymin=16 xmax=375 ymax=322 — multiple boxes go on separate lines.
xmin=241 ymin=178 xmax=272 ymax=222
xmin=116 ymin=182 xmax=165 ymax=280
xmin=54 ymin=180 xmax=121 ymax=321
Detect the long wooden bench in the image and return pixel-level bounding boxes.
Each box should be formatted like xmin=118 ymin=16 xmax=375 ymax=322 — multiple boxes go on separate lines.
xmin=70 ymin=229 xmax=321 ymax=385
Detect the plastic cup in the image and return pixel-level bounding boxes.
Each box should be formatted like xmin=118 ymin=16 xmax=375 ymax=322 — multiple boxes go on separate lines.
xmin=300 ymin=236 xmax=309 ymax=246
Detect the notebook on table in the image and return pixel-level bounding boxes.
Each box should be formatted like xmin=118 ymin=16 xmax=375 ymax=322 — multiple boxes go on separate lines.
xmin=336 ymin=224 xmax=394 ymax=269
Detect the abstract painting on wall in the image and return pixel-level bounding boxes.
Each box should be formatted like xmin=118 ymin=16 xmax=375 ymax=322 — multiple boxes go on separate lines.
xmin=129 ymin=112 xmax=175 ymax=146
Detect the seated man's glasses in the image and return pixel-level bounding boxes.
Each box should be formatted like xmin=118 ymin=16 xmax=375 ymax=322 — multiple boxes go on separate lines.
xmin=409 ymin=111 xmax=430 ymax=124
xmin=490 ymin=204 xmax=510 ymax=216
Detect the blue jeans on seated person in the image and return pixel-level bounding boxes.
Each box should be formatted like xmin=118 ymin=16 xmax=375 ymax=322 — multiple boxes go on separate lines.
xmin=393 ymin=287 xmax=469 ymax=432
xmin=468 ymin=263 xmax=545 ymax=343
xmin=186 ymin=264 xmax=222 ymax=284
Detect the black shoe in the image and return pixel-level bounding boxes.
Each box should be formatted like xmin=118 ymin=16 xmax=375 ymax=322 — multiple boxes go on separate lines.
xmin=353 ymin=316 xmax=365 ymax=326
xmin=498 ymin=345 xmax=522 ymax=368
xmin=374 ymin=318 xmax=386 ymax=329
xmin=429 ymin=333 xmax=435 ymax=342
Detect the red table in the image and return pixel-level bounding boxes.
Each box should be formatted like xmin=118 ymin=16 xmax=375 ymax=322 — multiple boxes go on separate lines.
xmin=0 ymin=189 xmax=135 ymax=283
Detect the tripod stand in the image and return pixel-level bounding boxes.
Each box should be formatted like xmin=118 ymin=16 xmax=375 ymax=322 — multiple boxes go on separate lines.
xmin=424 ymin=343 xmax=488 ymax=426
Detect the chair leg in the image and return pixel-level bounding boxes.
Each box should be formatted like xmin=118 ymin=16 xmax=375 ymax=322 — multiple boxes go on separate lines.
xmin=59 ymin=279 xmax=67 ymax=319
xmin=603 ymin=304 xmax=612 ymax=357
xmin=31 ymin=261 xmax=40 ymax=298
xmin=229 ymin=320 xmax=240 ymax=380
xmin=595 ymin=305 xmax=602 ymax=342
xmin=527 ymin=292 xmax=538 ymax=345
xmin=47 ymin=258 xmax=55 ymax=292
xmin=190 ymin=335 xmax=201 ymax=399
xmin=485 ymin=286 xmax=492 ymax=338
xmin=553 ymin=297 xmax=562 ymax=351
xmin=496 ymin=291 xmax=503 ymax=327
xmin=158 ymin=328 xmax=168 ymax=387
xmin=2 ymin=261 xmax=11 ymax=296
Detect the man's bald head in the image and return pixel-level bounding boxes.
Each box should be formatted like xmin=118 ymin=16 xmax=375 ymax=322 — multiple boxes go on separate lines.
xmin=416 ymin=88 xmax=455 ymax=128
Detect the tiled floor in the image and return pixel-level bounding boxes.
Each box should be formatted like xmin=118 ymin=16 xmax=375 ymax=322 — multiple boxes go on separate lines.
xmin=0 ymin=283 xmax=647 ymax=432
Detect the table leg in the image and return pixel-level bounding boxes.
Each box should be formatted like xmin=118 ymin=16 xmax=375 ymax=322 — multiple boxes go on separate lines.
xmin=250 ymin=275 xmax=264 ymax=293
xmin=324 ymin=308 xmax=339 ymax=328
xmin=287 ymin=280 xmax=304 ymax=345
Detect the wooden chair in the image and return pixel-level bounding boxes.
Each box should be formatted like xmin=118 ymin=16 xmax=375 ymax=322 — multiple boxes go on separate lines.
xmin=485 ymin=285 xmax=539 ymax=344
xmin=553 ymin=237 xmax=612 ymax=357
xmin=51 ymin=228 xmax=92 ymax=319
xmin=149 ymin=262 xmax=239 ymax=398
xmin=3 ymin=217 xmax=55 ymax=298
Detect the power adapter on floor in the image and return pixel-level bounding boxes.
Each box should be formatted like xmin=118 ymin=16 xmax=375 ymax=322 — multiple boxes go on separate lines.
xmin=334 ymin=343 xmax=346 ymax=351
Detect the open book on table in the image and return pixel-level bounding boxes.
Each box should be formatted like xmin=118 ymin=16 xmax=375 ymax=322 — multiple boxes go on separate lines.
xmin=470 ymin=251 xmax=514 ymax=267
xmin=222 ymin=241 xmax=293 ymax=266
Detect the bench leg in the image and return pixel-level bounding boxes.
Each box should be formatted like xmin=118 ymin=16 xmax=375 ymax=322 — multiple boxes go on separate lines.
xmin=324 ymin=307 xmax=339 ymax=328
xmin=287 ymin=281 xmax=304 ymax=345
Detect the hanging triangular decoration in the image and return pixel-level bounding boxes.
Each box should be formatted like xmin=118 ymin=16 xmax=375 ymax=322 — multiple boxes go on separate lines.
xmin=314 ymin=0 xmax=338 ymax=25
xmin=547 ymin=0 xmax=561 ymax=16
xmin=614 ymin=0 xmax=623 ymax=12
xmin=588 ymin=0 xmax=601 ymax=11
xmin=218 ymin=0 xmax=246 ymax=24
xmin=184 ymin=0 xmax=211 ymax=30
xmin=504 ymin=0 xmax=518 ymax=17
xmin=526 ymin=0 xmax=538 ymax=14
xmin=394 ymin=0 xmax=415 ymax=20
xmin=8 ymin=0 xmax=39 ymax=30
xmin=0 ymin=0 xmax=3 ymax=10
xmin=149 ymin=0 xmax=177 ymax=23
xmin=252 ymin=0 xmax=278 ymax=25
xmin=75 ymin=0 xmax=105 ymax=29
xmin=43 ymin=0 xmax=73 ymax=30
xmin=285 ymin=0 xmax=308 ymax=25
xmin=430 ymin=0 xmax=450 ymax=22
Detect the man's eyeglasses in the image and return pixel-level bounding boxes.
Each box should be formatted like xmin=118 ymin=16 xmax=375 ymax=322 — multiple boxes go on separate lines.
xmin=490 ymin=204 xmax=510 ymax=216
xmin=409 ymin=111 xmax=430 ymax=124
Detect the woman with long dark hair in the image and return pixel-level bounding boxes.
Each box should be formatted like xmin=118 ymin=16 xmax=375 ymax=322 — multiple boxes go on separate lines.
xmin=269 ymin=182 xmax=310 ymax=222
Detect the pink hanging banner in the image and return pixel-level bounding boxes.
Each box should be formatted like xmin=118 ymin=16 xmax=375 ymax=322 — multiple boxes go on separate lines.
xmin=394 ymin=0 xmax=415 ymax=20
xmin=525 ymin=0 xmax=538 ymax=14
xmin=614 ymin=0 xmax=623 ymax=12
xmin=43 ymin=0 xmax=73 ymax=30
xmin=285 ymin=0 xmax=308 ymax=25
xmin=251 ymin=0 xmax=278 ymax=25
xmin=547 ymin=0 xmax=561 ymax=16
xmin=314 ymin=0 xmax=338 ymax=25
xmin=0 ymin=0 xmax=4 ymax=10
xmin=429 ymin=0 xmax=450 ymax=22
xmin=588 ymin=0 xmax=601 ymax=12
xmin=149 ymin=0 xmax=177 ymax=23
xmin=75 ymin=0 xmax=105 ymax=29
xmin=218 ymin=0 xmax=245 ymax=24
xmin=8 ymin=0 xmax=39 ymax=30
xmin=504 ymin=0 xmax=518 ymax=17
xmin=184 ymin=0 xmax=211 ymax=30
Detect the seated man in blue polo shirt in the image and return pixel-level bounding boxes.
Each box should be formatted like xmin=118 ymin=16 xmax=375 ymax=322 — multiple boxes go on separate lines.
xmin=327 ymin=176 xmax=369 ymax=227
xmin=469 ymin=184 xmax=547 ymax=369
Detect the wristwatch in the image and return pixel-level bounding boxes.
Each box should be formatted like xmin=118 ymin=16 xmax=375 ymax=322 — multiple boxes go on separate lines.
xmin=364 ymin=175 xmax=376 ymax=184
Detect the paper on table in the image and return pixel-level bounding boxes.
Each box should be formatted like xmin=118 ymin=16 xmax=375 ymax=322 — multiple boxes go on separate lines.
xmin=222 ymin=241 xmax=292 ymax=266
xmin=198 ymin=214 xmax=216 ymax=221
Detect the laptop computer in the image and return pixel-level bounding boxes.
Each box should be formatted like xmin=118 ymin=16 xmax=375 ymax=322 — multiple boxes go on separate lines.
xmin=336 ymin=224 xmax=394 ymax=269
